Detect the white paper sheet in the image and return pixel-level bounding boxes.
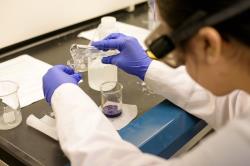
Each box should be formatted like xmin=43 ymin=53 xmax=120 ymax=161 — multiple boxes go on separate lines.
xmin=0 ymin=55 xmax=52 ymax=108
xmin=26 ymin=114 xmax=58 ymax=140
xmin=77 ymin=22 xmax=150 ymax=49
xmin=26 ymin=103 xmax=138 ymax=140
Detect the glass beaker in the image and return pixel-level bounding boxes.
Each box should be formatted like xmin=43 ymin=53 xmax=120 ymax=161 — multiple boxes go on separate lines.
xmin=88 ymin=53 xmax=117 ymax=91
xmin=69 ymin=44 xmax=95 ymax=72
xmin=101 ymin=81 xmax=123 ymax=118
xmin=0 ymin=81 xmax=22 ymax=130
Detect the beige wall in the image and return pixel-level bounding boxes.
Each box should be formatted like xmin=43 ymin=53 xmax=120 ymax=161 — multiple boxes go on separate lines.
xmin=0 ymin=0 xmax=146 ymax=48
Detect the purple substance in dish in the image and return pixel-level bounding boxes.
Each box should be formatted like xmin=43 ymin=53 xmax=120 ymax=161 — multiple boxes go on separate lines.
xmin=103 ymin=105 xmax=122 ymax=118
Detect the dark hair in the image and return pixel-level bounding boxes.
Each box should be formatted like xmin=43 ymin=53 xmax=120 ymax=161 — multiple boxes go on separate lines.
xmin=156 ymin=0 xmax=250 ymax=46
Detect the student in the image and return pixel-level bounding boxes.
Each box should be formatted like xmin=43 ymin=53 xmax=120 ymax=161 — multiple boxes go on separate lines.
xmin=43 ymin=0 xmax=250 ymax=165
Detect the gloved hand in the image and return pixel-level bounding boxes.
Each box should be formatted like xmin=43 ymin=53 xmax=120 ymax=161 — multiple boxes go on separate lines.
xmin=43 ymin=65 xmax=82 ymax=104
xmin=91 ymin=33 xmax=152 ymax=80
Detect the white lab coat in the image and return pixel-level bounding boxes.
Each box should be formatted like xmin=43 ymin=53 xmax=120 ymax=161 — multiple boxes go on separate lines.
xmin=52 ymin=60 xmax=250 ymax=166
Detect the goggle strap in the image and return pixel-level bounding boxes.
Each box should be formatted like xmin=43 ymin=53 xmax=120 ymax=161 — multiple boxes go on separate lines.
xmin=148 ymin=35 xmax=175 ymax=59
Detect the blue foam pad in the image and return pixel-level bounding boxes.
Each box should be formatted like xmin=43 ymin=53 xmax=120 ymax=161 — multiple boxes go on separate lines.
xmin=119 ymin=100 xmax=207 ymax=158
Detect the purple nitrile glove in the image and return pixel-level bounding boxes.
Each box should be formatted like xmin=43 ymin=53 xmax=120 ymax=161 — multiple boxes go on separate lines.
xmin=43 ymin=65 xmax=82 ymax=104
xmin=91 ymin=33 xmax=152 ymax=80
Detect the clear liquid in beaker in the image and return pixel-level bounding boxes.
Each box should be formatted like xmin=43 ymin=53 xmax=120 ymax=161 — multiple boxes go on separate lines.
xmin=0 ymin=103 xmax=22 ymax=130
xmin=0 ymin=81 xmax=22 ymax=130
xmin=88 ymin=56 xmax=117 ymax=91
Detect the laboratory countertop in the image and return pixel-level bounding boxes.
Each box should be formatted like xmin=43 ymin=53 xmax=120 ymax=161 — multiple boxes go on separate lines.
xmin=0 ymin=3 xmax=164 ymax=166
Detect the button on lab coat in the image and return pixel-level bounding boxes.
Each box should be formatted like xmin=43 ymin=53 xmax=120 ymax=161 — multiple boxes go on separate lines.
xmin=51 ymin=60 xmax=250 ymax=166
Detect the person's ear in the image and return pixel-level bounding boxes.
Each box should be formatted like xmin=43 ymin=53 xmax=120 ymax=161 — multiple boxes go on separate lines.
xmin=197 ymin=27 xmax=222 ymax=64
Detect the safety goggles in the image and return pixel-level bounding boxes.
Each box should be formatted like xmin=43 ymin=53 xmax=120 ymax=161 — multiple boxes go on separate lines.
xmin=145 ymin=0 xmax=250 ymax=68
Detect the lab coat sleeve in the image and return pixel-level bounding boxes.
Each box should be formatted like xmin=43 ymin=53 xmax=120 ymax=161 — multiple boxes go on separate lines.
xmin=51 ymin=83 xmax=250 ymax=166
xmin=144 ymin=60 xmax=250 ymax=129
xmin=51 ymin=83 xmax=165 ymax=166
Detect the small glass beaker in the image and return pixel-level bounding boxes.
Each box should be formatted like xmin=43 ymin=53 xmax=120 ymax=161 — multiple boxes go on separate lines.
xmin=66 ymin=58 xmax=83 ymax=72
xmin=0 ymin=81 xmax=22 ymax=130
xmin=69 ymin=44 xmax=95 ymax=72
xmin=100 ymin=81 xmax=123 ymax=118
